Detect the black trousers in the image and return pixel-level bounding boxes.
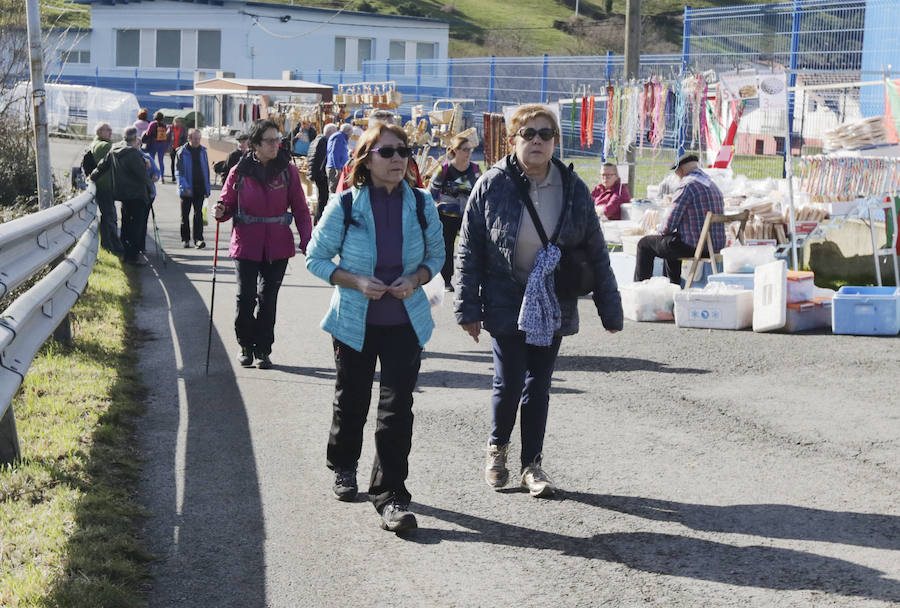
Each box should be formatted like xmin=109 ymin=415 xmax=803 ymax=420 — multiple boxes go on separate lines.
xmin=169 ymin=150 xmax=177 ymax=182
xmin=96 ymin=188 xmax=124 ymax=254
xmin=313 ymin=174 xmax=329 ymax=223
xmin=327 ymin=324 xmax=422 ymax=512
xmin=233 ymin=258 xmax=288 ymax=355
xmin=180 ymin=194 xmax=206 ymax=242
xmin=634 ymin=234 xmax=696 ymax=285
xmin=119 ymin=198 xmax=147 ymax=262
xmin=438 ymin=212 xmax=462 ymax=285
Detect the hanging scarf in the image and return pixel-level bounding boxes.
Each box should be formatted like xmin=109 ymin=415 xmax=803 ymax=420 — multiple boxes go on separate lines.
xmin=640 ymin=81 xmax=650 ymax=151
xmin=517 ymin=243 xmax=562 ymax=346
xmin=586 ymin=95 xmax=595 ymax=148
xmin=570 ymin=98 xmax=577 ymax=151
xmin=580 ymin=96 xmax=588 ymax=149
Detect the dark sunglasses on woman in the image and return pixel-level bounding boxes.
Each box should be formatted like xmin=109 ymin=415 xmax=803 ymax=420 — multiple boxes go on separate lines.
xmin=515 ymin=127 xmax=557 ymax=142
xmin=372 ymin=146 xmax=412 ymax=159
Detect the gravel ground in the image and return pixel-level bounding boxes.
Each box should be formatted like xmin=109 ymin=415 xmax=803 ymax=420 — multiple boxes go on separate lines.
xmin=50 ymin=139 xmax=900 ymax=607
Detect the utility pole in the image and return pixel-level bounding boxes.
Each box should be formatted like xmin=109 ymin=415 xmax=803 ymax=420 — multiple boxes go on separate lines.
xmin=25 ymin=0 xmax=54 ymax=210
xmin=624 ymin=0 xmax=641 ymax=195
xmin=575 ymin=0 xmax=580 ymax=17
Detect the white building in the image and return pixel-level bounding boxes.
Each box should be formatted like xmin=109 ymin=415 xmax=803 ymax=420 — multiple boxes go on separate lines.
xmin=52 ymin=0 xmax=449 ymax=108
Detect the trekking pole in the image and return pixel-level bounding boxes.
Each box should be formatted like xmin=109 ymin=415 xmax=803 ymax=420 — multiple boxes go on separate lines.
xmin=149 ymin=205 xmax=166 ymax=267
xmin=205 ymin=220 xmax=221 ymax=375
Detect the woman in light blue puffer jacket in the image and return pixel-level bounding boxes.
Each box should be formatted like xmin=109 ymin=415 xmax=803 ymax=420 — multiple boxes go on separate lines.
xmin=306 ymin=123 xmax=444 ymax=534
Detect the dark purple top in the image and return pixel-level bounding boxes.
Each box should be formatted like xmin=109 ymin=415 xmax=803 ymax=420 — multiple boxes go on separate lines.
xmin=366 ymin=186 xmax=411 ymax=326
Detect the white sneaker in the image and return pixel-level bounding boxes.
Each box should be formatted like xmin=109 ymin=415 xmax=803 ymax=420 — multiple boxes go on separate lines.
xmin=521 ymin=464 xmax=555 ymax=498
xmin=484 ymin=443 xmax=510 ymax=489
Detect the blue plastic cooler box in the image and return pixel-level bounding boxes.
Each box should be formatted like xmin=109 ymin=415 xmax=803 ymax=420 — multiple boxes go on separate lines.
xmin=832 ymin=286 xmax=900 ymax=335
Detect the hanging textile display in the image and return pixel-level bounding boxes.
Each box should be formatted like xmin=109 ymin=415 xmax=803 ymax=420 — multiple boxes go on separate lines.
xmin=799 ymin=156 xmax=900 ymax=202
xmin=580 ymin=96 xmax=588 ymax=149
xmin=482 ymin=113 xmax=508 ymax=166
xmin=570 ymin=98 xmax=577 ymax=151
xmin=586 ymin=95 xmax=595 ymax=148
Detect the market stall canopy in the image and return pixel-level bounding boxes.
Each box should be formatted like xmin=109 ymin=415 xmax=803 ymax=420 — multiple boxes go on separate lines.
xmin=151 ymin=78 xmax=333 ymax=102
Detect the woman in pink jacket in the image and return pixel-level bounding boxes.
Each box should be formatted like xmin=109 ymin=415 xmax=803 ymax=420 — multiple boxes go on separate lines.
xmin=213 ymin=119 xmax=313 ymax=369
xmin=591 ymin=163 xmax=631 ymax=221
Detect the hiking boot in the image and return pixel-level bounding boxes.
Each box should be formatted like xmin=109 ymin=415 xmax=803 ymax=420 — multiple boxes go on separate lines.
xmin=332 ymin=468 xmax=358 ymax=501
xmin=238 ymin=347 xmax=253 ymax=367
xmin=380 ymin=500 xmax=417 ymax=533
xmin=485 ymin=443 xmax=510 ymax=489
xmin=521 ymin=463 xmax=555 ymax=498
xmin=183 ymin=240 xmax=191 ymax=248
xmin=256 ymin=352 xmax=273 ymax=370
xmin=195 ymin=240 xmax=206 ymax=249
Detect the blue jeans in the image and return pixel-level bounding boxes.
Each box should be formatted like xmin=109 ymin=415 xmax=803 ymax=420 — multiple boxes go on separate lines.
xmin=490 ymin=333 xmax=562 ymax=468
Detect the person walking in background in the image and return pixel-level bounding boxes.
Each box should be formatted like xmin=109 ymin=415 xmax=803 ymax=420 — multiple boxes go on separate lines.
xmin=133 ymin=108 xmax=150 ymax=137
xmin=213 ymin=119 xmax=313 ymax=369
xmin=169 ymin=117 xmax=187 ymax=182
xmin=89 ymin=122 xmax=124 ymax=255
xmin=429 ymin=134 xmax=481 ymax=291
xmin=90 ymin=127 xmax=154 ymax=267
xmin=455 ymin=104 xmax=622 ymax=498
xmin=144 ymin=111 xmax=170 ymax=183
xmin=306 ymin=123 xmax=337 ymax=223
xmin=291 ymin=119 xmax=317 ymax=155
xmin=224 ymin=132 xmax=251 ymax=178
xmin=633 ymin=153 xmax=724 ymax=284
xmin=138 ymin=142 xmax=161 ymax=254
xmin=175 ymin=129 xmax=211 ymax=249
xmin=306 ymin=123 xmax=444 ymax=533
xmin=591 ymin=163 xmax=630 ymax=221
xmin=325 ymin=123 xmax=352 ymax=193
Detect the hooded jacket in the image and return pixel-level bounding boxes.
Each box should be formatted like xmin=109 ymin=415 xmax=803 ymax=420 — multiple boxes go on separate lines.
xmin=217 ymin=149 xmax=313 ymax=261
xmin=454 ymin=154 xmax=623 ymax=337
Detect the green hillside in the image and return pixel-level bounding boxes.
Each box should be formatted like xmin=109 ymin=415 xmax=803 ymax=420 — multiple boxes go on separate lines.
xmin=35 ymin=0 xmax=752 ymax=57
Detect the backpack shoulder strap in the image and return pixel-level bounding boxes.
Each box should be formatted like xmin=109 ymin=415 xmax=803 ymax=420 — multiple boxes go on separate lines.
xmin=340 ymin=189 xmax=356 ymax=242
xmin=412 ymin=187 xmax=427 ymax=236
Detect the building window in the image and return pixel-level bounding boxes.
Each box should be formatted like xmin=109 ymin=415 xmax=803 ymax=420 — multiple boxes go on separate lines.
xmin=116 ymin=29 xmax=139 ymax=67
xmin=198 ymin=30 xmax=221 ymax=69
xmin=61 ymin=50 xmax=90 ymax=64
xmin=358 ymin=38 xmax=372 ymax=71
xmin=755 ymin=139 xmax=765 ymax=155
xmin=156 ymin=30 xmax=181 ymax=68
xmin=334 ymin=37 xmax=346 ymax=71
xmin=416 ymin=42 xmax=436 ymax=76
xmin=774 ymin=136 xmax=785 ymax=154
xmin=389 ymin=40 xmax=405 ymax=61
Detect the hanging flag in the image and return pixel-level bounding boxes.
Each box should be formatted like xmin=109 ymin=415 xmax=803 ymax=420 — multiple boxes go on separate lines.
xmin=884 ymin=78 xmax=900 ymax=145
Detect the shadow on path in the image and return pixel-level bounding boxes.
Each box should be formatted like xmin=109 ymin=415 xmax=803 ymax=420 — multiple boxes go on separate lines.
xmin=136 ymin=254 xmax=266 ymax=606
xmin=565 ymin=492 xmax=900 ymax=551
xmin=413 ymin=502 xmax=900 ymax=602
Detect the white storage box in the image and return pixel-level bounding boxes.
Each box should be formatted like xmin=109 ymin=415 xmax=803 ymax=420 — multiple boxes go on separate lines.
xmin=620 ymin=277 xmax=681 ymax=322
xmin=721 ymin=245 xmax=777 ymax=273
xmin=674 ymin=284 xmax=754 ymax=330
xmin=784 ymin=298 xmax=832 ymax=333
xmin=601 ymin=220 xmax=640 ymax=244
xmin=707 ymin=272 xmax=755 ymax=290
xmin=621 ymin=234 xmax=643 ymax=256
xmin=786 ymin=270 xmax=815 ymax=304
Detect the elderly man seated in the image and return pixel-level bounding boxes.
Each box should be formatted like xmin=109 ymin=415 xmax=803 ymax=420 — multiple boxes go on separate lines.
xmin=591 ymin=163 xmax=631 ymax=220
xmin=633 ymin=153 xmax=725 ymax=285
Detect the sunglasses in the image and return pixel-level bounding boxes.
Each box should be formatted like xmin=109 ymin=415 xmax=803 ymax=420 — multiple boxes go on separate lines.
xmin=516 ymin=127 xmax=557 ymax=142
xmin=372 ymin=146 xmax=412 ymax=159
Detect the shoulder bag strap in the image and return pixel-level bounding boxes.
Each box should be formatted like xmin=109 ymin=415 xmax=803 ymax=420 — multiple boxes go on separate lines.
xmin=512 ymin=175 xmax=550 ymax=248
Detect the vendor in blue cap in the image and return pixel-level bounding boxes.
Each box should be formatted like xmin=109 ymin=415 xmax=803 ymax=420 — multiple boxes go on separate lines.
xmin=633 ymin=153 xmax=725 ymax=285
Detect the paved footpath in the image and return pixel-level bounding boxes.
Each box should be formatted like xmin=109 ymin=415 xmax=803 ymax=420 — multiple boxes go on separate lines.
xmin=51 ymin=140 xmax=900 ymax=607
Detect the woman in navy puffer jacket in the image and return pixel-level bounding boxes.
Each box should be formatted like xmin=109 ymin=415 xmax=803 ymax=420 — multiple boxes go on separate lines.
xmin=213 ymin=119 xmax=312 ymax=369
xmin=455 ymin=104 xmax=623 ymax=499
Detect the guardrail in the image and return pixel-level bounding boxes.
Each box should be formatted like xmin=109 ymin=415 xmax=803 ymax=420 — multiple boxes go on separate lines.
xmin=0 ymin=185 xmax=99 ymax=464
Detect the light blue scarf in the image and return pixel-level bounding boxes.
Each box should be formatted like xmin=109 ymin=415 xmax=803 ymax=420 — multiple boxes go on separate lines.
xmin=517 ymin=244 xmax=562 ymax=346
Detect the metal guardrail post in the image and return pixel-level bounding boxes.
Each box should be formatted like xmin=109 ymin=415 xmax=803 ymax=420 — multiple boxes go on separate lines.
xmin=0 ymin=406 xmax=19 ymax=464
xmin=488 ymin=56 xmax=496 ymax=114
xmin=786 ymin=0 xmax=801 ymax=179
xmin=447 ymin=58 xmax=454 ymax=98
xmin=540 ymin=54 xmax=548 ymax=103
xmin=416 ymin=60 xmax=422 ymax=101
xmin=679 ymin=6 xmax=692 ymax=157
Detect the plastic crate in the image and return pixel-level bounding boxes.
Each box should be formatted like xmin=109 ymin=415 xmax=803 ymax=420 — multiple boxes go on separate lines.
xmin=832 ymin=286 xmax=900 ymax=335
xmin=783 ymin=299 xmax=832 ymax=333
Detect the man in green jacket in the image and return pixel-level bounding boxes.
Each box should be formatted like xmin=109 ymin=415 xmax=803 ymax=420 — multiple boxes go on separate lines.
xmin=90 ymin=127 xmax=153 ymax=266
xmin=90 ymin=122 xmax=124 ymax=254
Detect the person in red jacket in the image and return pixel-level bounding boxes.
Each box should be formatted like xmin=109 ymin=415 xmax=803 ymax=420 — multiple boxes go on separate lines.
xmin=212 ymin=119 xmax=313 ymax=369
xmin=591 ymin=163 xmax=631 ymax=221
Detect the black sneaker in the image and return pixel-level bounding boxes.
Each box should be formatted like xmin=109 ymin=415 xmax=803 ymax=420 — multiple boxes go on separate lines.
xmin=183 ymin=240 xmax=191 ymax=248
xmin=195 ymin=240 xmax=206 ymax=249
xmin=238 ymin=347 xmax=253 ymax=367
xmin=332 ymin=468 xmax=358 ymax=501
xmin=256 ymin=352 xmax=273 ymax=370
xmin=380 ymin=500 xmax=417 ymax=533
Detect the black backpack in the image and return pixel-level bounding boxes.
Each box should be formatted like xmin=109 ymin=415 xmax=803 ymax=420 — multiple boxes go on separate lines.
xmin=81 ymin=148 xmax=96 ymax=175
xmin=340 ymin=187 xmax=427 ymax=243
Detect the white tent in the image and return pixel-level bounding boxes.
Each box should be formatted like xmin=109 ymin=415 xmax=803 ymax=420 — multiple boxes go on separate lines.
xmin=6 ymin=82 xmax=140 ymax=136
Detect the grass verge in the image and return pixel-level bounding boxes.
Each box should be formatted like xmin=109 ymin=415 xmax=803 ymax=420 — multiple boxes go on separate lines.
xmin=0 ymin=249 xmax=151 ymax=608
